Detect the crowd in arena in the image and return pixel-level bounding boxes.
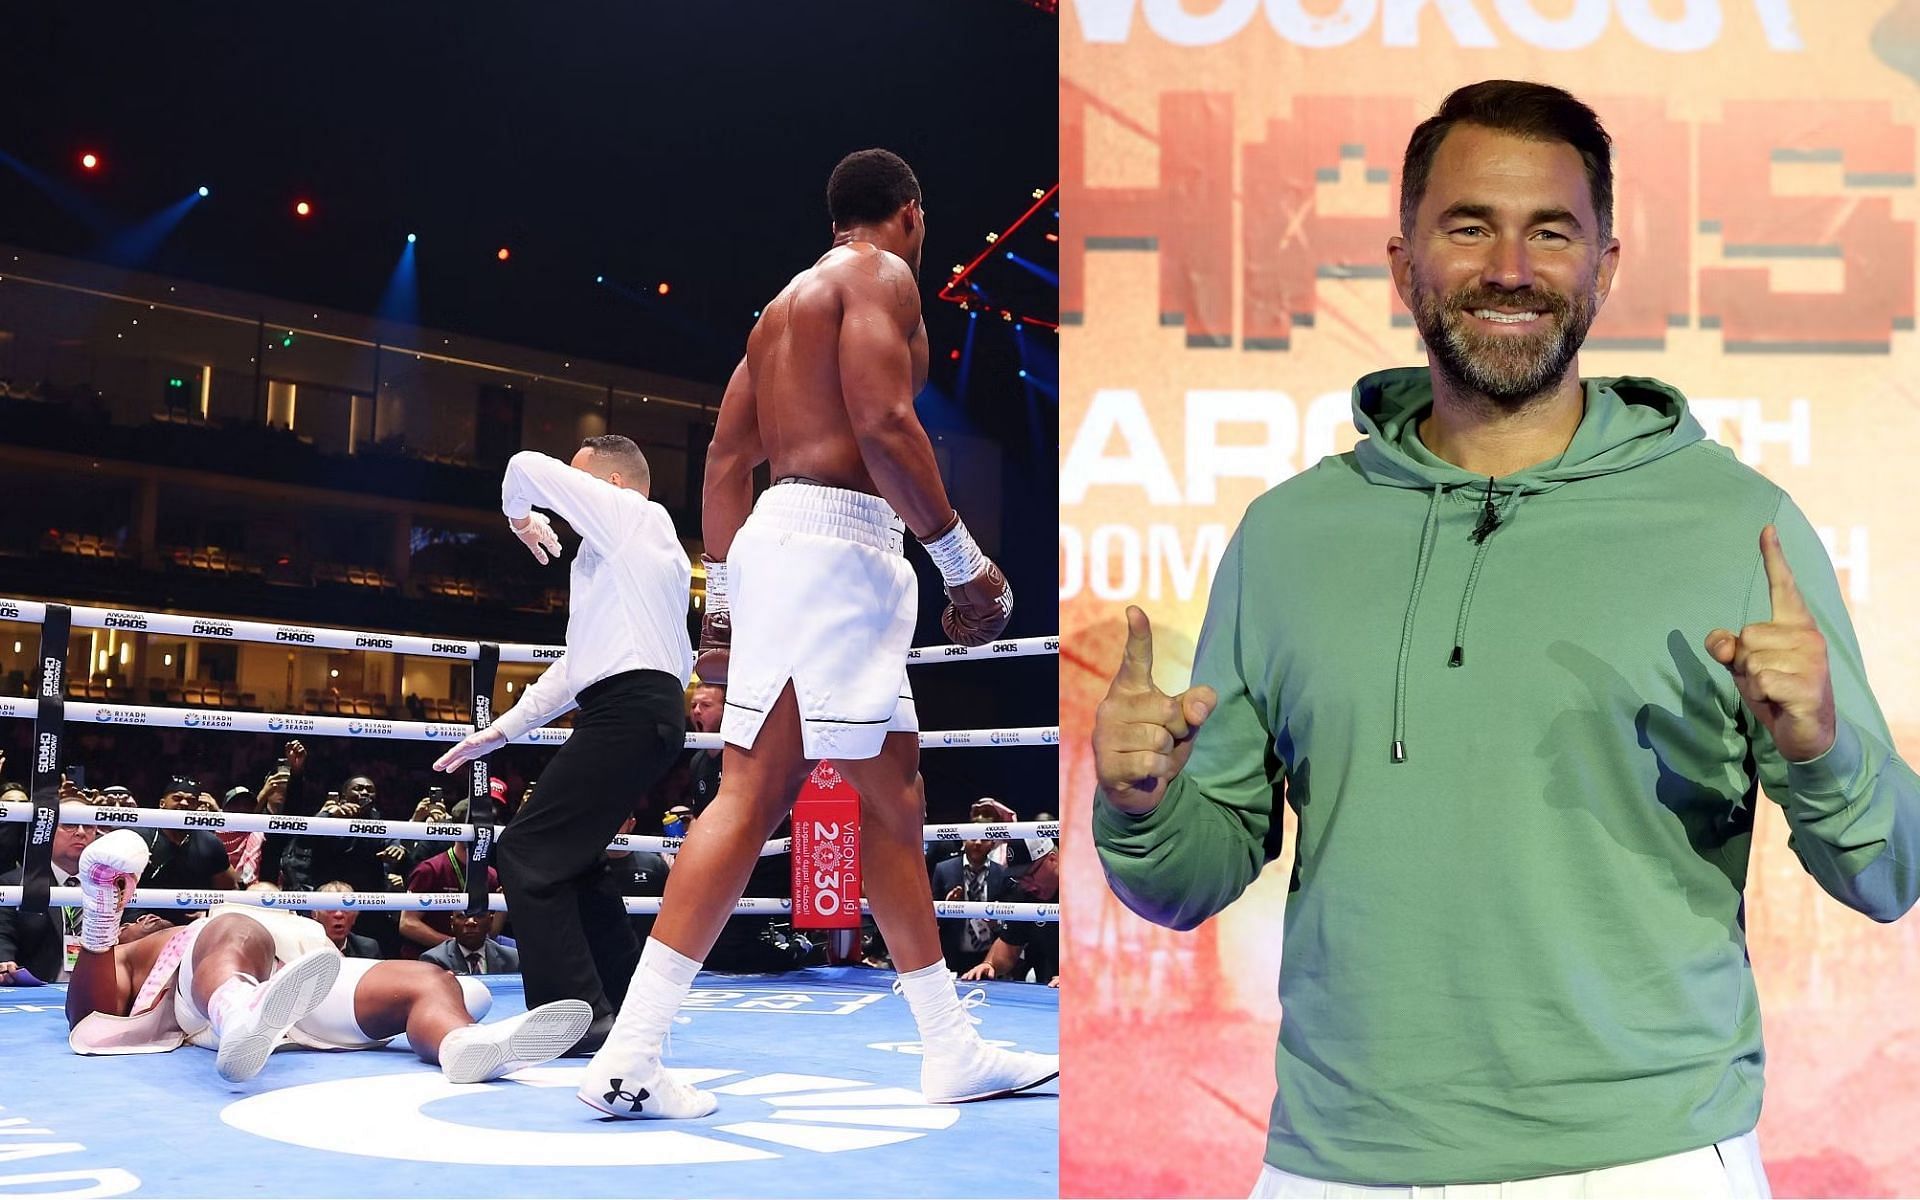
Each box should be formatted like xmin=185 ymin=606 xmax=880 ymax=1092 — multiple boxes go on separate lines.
xmin=0 ymin=681 xmax=1058 ymax=990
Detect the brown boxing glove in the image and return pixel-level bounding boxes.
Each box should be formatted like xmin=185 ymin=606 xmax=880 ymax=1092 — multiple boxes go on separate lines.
xmin=920 ymin=512 xmax=1013 ymax=647
xmin=942 ymin=561 xmax=1013 ymax=646
xmin=695 ymin=555 xmax=730 ymax=682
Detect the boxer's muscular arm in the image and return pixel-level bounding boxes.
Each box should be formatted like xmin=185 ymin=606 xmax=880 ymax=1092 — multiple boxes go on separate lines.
xmin=702 ymin=358 xmax=765 ymax=560
xmin=65 ymin=946 xmax=131 ymax=1027
xmin=839 ymin=258 xmax=954 ymax=539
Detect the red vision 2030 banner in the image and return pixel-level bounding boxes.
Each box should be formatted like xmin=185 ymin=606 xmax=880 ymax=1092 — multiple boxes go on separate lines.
xmin=1060 ymin=1 xmax=1920 ymax=1195
xmin=792 ymin=761 xmax=863 ymax=930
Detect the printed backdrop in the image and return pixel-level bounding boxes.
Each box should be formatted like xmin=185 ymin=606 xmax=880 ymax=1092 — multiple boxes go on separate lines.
xmin=1059 ymin=1 xmax=1920 ymax=1195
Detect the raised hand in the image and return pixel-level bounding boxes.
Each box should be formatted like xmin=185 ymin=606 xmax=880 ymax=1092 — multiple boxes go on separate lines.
xmin=1705 ymin=525 xmax=1836 ymax=763
xmin=1092 ymin=607 xmax=1216 ymax=815
xmin=510 ymin=512 xmax=564 ymax=565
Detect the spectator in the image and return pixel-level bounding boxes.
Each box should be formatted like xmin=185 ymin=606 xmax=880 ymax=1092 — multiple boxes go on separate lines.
xmin=0 ymin=817 xmax=100 ymax=984
xmin=131 ymin=777 xmax=238 ymax=926
xmin=641 ymin=684 xmax=722 ymax=820
xmin=401 ymin=837 xmax=500 ymax=955
xmin=393 ymin=786 xmax=456 ymax=871
xmin=216 ymin=785 xmax=264 ymax=885
xmin=444 ymin=776 xmax=517 ymax=829
xmin=311 ymin=880 xmax=382 ymax=958
xmin=0 ymin=775 xmax=27 ymax=875
xmin=600 ymin=815 xmax=670 ymax=945
xmin=422 ymin=910 xmax=519 ymax=976
xmin=277 ymin=758 xmax=387 ymax=895
xmin=255 ymin=744 xmax=299 ymax=883
xmin=930 ymin=835 xmax=1005 ymax=975
xmin=962 ymin=846 xmax=1060 ymax=987
xmin=685 ymin=682 xmax=725 ymax=811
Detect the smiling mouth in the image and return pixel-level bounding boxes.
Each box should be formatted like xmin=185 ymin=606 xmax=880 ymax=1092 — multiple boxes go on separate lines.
xmin=1468 ymin=309 xmax=1545 ymax=324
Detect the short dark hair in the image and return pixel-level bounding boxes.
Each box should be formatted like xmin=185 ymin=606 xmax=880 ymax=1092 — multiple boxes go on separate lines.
xmin=580 ymin=434 xmax=651 ymax=491
xmin=827 ymin=149 xmax=921 ymax=228
xmin=1400 ymin=80 xmax=1613 ymax=241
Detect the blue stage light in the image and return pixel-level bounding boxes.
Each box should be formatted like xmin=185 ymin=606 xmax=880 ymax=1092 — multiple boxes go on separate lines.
xmin=197 ymin=186 xmax=209 ymax=198
xmin=407 ymin=233 xmax=416 ymax=244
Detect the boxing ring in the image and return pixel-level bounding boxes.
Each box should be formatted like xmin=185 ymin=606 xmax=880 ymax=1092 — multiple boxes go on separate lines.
xmin=0 ymin=599 xmax=1059 ymax=1199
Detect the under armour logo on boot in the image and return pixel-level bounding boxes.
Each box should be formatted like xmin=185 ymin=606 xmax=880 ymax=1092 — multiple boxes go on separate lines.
xmin=603 ymin=1080 xmax=651 ymax=1113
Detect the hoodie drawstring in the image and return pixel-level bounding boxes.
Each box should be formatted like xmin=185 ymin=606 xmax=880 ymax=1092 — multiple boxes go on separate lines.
xmin=1448 ymin=484 xmax=1523 ymax=669
xmin=1391 ymin=485 xmax=1444 ymax=763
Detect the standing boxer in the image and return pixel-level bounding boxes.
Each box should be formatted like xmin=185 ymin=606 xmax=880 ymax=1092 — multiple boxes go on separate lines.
xmin=581 ymin=148 xmax=1057 ymax=1118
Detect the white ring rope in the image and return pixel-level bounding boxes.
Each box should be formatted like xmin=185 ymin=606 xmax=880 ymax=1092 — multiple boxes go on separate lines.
xmin=0 ymin=597 xmax=1059 ymax=665
xmin=0 ymin=886 xmax=1061 ymax=923
xmin=0 ymin=802 xmax=1060 ymax=858
xmin=0 ymin=698 xmax=1058 ymax=751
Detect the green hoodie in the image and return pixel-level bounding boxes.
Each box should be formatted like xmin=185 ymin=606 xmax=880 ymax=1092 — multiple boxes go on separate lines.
xmin=1094 ymin=367 xmax=1920 ymax=1185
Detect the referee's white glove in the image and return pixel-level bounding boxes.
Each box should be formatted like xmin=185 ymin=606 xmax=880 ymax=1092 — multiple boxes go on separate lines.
xmin=434 ymin=727 xmax=507 ymax=773
xmin=509 ymin=511 xmax=564 ymax=565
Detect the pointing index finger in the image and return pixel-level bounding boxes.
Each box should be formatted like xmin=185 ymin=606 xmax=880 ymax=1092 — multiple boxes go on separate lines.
xmin=1760 ymin=524 xmax=1809 ymax=623
xmin=1115 ymin=605 xmax=1156 ymax=690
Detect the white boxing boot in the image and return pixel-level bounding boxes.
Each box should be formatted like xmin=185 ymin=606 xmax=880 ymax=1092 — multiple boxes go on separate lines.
xmin=897 ymin=962 xmax=1059 ymax=1103
xmin=440 ymin=999 xmax=594 ymax=1084
xmin=576 ymin=939 xmax=718 ymax=1119
xmin=210 ymin=948 xmax=341 ymax=1084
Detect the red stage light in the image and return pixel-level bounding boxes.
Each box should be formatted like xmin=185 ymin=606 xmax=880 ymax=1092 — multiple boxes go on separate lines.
xmin=949 ymin=349 xmax=961 ymax=361
xmin=80 ymin=153 xmax=99 ymax=171
xmin=295 ymin=201 xmax=312 ymax=217
xmin=497 ymin=248 xmax=511 ymax=262
xmin=658 ymin=282 xmax=671 ymax=296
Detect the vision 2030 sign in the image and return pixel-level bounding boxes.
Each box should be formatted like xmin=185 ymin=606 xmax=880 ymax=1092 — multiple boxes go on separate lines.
xmin=790 ymin=761 xmax=862 ymax=930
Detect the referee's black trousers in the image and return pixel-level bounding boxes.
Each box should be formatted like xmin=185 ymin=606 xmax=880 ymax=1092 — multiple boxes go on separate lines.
xmin=495 ymin=668 xmax=685 ymax=1021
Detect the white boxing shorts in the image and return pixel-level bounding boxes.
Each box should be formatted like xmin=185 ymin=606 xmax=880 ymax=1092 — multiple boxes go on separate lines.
xmin=176 ymin=906 xmax=490 ymax=1050
xmin=721 ymin=480 xmax=919 ymax=761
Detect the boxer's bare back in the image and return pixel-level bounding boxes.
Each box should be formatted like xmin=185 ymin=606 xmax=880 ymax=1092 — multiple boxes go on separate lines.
xmin=750 ymin=245 xmax=929 ymax=490
xmin=704 ymin=241 xmax=951 ymax=550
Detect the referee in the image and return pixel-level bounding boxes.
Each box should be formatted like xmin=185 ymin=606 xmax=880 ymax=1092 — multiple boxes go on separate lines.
xmin=435 ymin=435 xmax=693 ymax=1053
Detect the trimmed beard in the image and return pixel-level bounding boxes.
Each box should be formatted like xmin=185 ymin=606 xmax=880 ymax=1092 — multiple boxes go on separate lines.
xmin=1410 ymin=266 xmax=1598 ymax=410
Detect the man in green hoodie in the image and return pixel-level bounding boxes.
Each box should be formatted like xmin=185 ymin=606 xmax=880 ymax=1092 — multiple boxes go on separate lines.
xmin=1092 ymin=79 xmax=1920 ymax=1196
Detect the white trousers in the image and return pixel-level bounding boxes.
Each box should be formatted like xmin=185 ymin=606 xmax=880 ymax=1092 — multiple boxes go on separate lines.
xmin=1250 ymin=1131 xmax=1771 ymax=1200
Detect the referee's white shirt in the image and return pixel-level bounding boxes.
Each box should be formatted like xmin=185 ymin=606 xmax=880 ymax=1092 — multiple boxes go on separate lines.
xmin=493 ymin=450 xmax=694 ymax=741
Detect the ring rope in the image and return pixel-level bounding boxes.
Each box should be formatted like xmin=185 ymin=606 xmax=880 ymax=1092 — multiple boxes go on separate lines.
xmin=0 ymin=886 xmax=1061 ymax=923
xmin=0 ymin=597 xmax=1059 ymax=665
xmin=0 ymin=802 xmax=1059 ymax=858
xmin=0 ymin=699 xmax=1057 ymax=750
